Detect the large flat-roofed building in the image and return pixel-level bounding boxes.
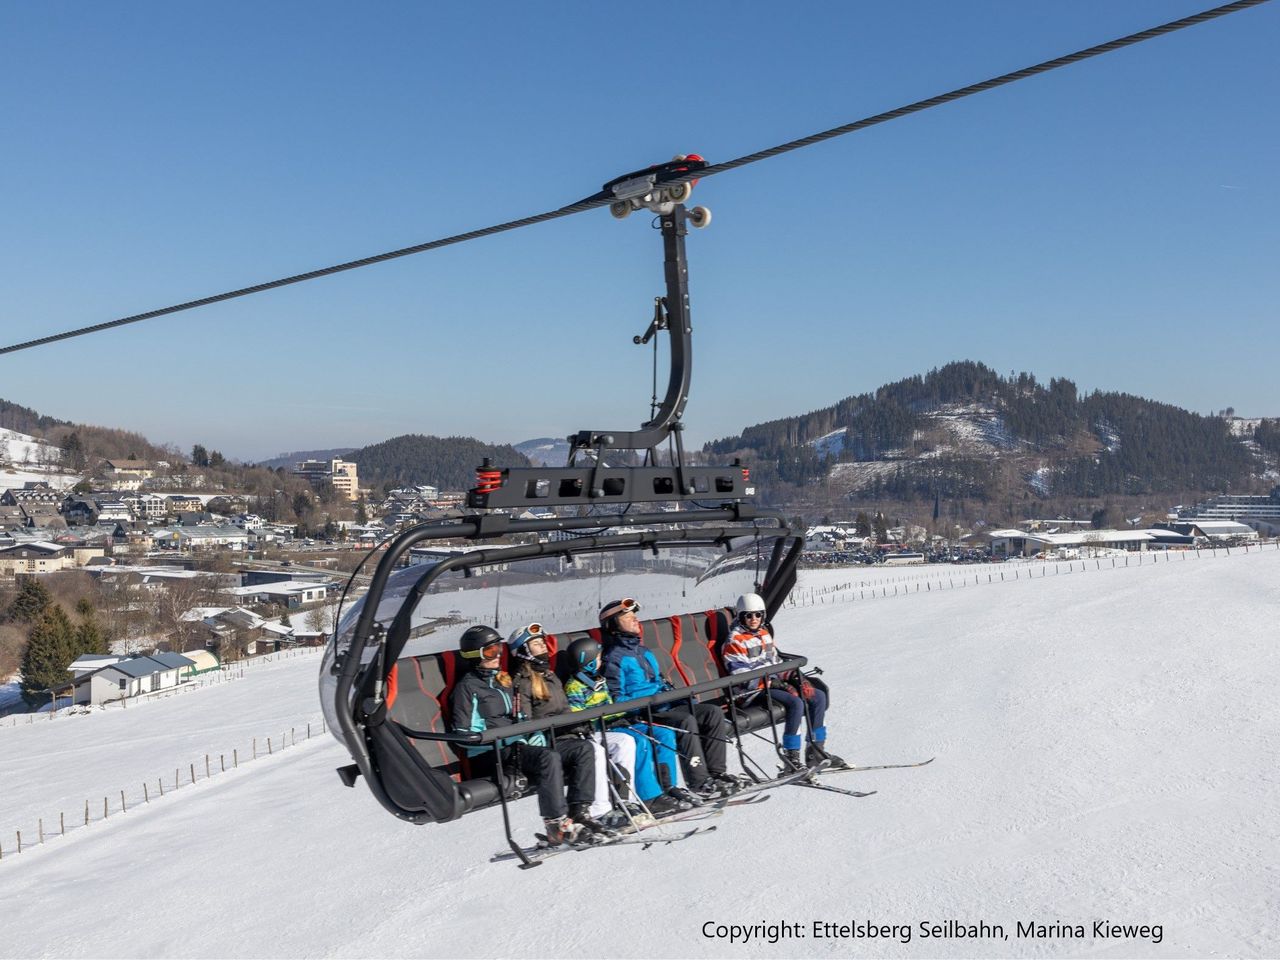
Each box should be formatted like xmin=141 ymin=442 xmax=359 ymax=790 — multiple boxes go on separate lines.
xmin=1179 ymin=487 xmax=1280 ymax=523
xmin=293 ymin=458 xmax=359 ymax=501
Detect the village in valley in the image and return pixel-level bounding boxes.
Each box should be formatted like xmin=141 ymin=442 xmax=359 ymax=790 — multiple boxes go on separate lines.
xmin=0 ymin=426 xmax=477 ymax=715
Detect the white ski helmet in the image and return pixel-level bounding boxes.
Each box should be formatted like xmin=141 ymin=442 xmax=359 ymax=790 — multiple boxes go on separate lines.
xmin=735 ymin=593 xmax=766 ymax=616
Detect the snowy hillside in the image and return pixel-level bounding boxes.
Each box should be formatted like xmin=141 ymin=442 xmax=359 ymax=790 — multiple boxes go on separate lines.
xmin=515 ymin=436 xmax=571 ymax=466
xmin=0 ymin=426 xmax=80 ymax=489
xmin=2 ymin=549 xmax=1278 ymax=958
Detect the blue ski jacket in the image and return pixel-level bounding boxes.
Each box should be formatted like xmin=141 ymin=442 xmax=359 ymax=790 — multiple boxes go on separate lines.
xmin=601 ymin=629 xmax=670 ymax=705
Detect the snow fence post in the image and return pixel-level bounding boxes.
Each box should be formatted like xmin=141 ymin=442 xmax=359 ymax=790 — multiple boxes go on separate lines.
xmin=38 ymin=819 xmax=43 ymax=844
xmin=144 ymin=782 xmax=149 ymax=803
xmin=60 ymin=812 xmax=65 ymax=835
xmin=233 ymin=749 xmax=238 ymax=768
xmin=120 ymin=790 xmax=126 ymax=813
xmin=84 ymin=800 xmax=89 ymax=824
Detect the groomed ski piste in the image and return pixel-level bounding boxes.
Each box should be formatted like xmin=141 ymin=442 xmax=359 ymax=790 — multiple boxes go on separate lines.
xmin=1 ymin=548 xmax=1277 ymax=959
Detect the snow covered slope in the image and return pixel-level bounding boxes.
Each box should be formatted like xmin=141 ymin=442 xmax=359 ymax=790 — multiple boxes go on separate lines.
xmin=1 ymin=550 xmax=1277 ymax=958
xmin=0 ymin=426 xmax=80 ymax=489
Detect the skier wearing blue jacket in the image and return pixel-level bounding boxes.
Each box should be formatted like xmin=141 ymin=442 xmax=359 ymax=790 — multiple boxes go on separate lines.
xmin=564 ymin=635 xmax=686 ymax=817
xmin=598 ymin=598 xmax=739 ymax=800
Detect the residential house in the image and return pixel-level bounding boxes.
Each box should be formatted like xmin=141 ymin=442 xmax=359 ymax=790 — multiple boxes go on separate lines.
xmin=72 ymin=653 xmax=194 ymax=706
xmin=153 ymin=525 xmax=250 ymax=551
xmin=0 ymin=504 xmax=26 ymax=529
xmin=1 ymin=483 xmax=61 ymax=505
xmin=227 ymin=579 xmax=329 ymax=609
xmin=0 ymin=542 xmax=71 ymax=576
xmin=62 ymin=497 xmax=99 ymax=525
xmin=20 ymin=502 xmax=67 ymax=530
xmin=103 ymin=459 xmax=154 ymax=484
xmin=200 ymin=608 xmax=265 ymax=657
xmin=166 ymin=495 xmax=204 ymax=516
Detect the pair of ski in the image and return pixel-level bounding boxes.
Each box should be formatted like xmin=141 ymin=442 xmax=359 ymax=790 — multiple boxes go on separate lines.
xmin=492 ymin=767 xmax=809 ymax=866
xmin=490 ymin=796 xmax=760 ymax=867
xmin=784 ymin=756 xmax=933 ymax=799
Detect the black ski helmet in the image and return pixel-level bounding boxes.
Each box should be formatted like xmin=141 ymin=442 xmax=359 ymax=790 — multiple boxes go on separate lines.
xmin=459 ymin=625 xmax=503 ymax=660
xmin=598 ymin=597 xmax=641 ymax=627
xmin=567 ymin=636 xmax=602 ymax=673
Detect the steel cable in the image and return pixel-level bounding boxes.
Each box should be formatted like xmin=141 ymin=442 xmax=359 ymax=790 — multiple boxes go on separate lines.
xmin=0 ymin=0 xmax=1268 ymax=358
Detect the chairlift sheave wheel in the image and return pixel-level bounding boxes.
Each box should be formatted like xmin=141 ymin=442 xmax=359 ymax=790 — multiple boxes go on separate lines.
xmin=688 ymin=206 xmax=712 ymax=229
xmin=610 ymin=200 xmax=633 ymax=220
xmin=664 ymin=181 xmax=693 ymax=204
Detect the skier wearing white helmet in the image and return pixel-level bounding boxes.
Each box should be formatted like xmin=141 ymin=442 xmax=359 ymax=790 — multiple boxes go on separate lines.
xmin=723 ymin=593 xmax=846 ymax=770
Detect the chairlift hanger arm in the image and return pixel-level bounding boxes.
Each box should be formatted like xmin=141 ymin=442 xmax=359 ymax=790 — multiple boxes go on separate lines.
xmin=567 ymin=204 xmax=695 ymax=456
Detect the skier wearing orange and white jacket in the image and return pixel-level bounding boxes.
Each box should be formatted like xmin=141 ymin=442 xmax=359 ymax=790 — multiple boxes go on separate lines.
xmin=723 ymin=593 xmax=846 ymax=770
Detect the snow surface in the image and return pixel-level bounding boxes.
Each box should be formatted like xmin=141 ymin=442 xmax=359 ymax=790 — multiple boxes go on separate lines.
xmin=2 ymin=549 xmax=1279 ymax=958
xmin=809 ymin=428 xmax=847 ymax=459
xmin=0 ymin=427 xmax=80 ymax=489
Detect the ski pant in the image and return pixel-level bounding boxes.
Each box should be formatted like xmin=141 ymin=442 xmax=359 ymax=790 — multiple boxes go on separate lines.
xmin=587 ymin=729 xmax=637 ymax=818
xmin=473 ymin=738 xmax=594 ymax=820
xmin=656 ymin=702 xmax=729 ymax=785
xmin=611 ymin=723 xmax=679 ymax=800
xmin=767 ymin=686 xmax=828 ymax=751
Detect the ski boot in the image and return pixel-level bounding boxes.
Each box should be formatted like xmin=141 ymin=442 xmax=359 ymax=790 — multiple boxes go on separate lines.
xmin=709 ymin=771 xmax=746 ymax=794
xmin=780 ymin=748 xmax=805 ymax=773
xmin=568 ymin=804 xmax=618 ymax=841
xmin=806 ymin=742 xmax=850 ymax=769
xmin=665 ymin=785 xmax=703 ymax=807
xmin=542 ymin=816 xmax=587 ymax=847
xmin=643 ymin=793 xmax=686 ymax=818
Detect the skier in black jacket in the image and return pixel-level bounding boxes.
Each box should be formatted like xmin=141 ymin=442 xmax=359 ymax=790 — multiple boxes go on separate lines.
xmin=449 ymin=625 xmax=595 ymax=844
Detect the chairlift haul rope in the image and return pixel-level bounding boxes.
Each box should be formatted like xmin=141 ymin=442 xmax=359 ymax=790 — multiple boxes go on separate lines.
xmin=0 ymin=0 xmax=1268 ymax=358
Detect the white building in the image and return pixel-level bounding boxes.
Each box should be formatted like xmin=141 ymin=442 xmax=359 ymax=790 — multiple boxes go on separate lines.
xmin=72 ymin=653 xmax=194 ymax=706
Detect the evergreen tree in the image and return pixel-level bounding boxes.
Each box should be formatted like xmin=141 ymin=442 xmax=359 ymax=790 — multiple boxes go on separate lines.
xmin=60 ymin=431 xmax=88 ymax=470
xmin=8 ymin=579 xmax=52 ymax=623
xmin=191 ymin=444 xmax=210 ymax=467
xmin=74 ymin=598 xmax=107 ymax=656
xmin=20 ymin=604 xmax=77 ymax=703
xmin=873 ymin=512 xmax=889 ymax=544
xmin=854 ymin=511 xmax=872 ymax=538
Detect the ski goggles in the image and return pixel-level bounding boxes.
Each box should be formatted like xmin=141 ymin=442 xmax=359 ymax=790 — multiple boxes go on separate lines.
xmin=509 ymin=623 xmax=547 ymax=650
xmin=740 ymin=610 xmax=765 ymax=620
xmin=462 ymin=641 xmax=504 ymax=661
xmin=599 ymin=598 xmax=641 ymax=622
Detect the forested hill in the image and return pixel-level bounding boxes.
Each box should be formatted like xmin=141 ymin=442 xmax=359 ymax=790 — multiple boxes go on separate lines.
xmin=0 ymin=398 xmax=71 ymax=435
xmin=349 ymin=434 xmax=531 ymax=491
xmin=705 ymin=361 xmax=1274 ymax=500
xmin=1 ymin=398 xmax=172 ymax=467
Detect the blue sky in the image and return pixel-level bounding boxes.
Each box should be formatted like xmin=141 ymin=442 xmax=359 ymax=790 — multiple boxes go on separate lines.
xmin=1 ymin=1 xmax=1275 ymax=462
